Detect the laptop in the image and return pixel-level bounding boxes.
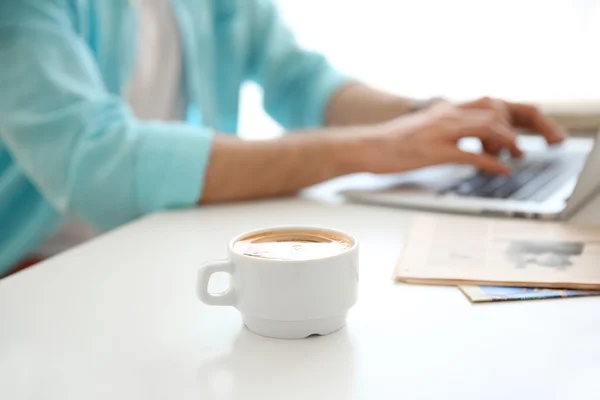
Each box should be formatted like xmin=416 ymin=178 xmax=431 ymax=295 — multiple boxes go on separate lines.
xmin=341 ymin=131 xmax=600 ymax=221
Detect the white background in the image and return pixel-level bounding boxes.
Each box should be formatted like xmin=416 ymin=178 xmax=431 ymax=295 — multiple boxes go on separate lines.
xmin=239 ymin=0 xmax=600 ymax=138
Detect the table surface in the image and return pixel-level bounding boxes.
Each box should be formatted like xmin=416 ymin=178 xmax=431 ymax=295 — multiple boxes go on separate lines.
xmin=2 ymin=197 xmax=600 ymax=400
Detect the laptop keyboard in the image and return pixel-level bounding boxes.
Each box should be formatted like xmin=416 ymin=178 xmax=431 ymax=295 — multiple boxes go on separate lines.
xmin=443 ymin=158 xmax=576 ymax=201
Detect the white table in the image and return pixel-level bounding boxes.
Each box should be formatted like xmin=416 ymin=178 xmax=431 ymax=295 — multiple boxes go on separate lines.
xmin=2 ymin=198 xmax=600 ymax=400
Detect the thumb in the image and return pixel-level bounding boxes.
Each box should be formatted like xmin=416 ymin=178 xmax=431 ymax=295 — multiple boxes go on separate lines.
xmin=440 ymin=149 xmax=511 ymax=175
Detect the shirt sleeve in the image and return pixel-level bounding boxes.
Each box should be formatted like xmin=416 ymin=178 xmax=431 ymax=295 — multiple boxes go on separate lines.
xmin=0 ymin=24 xmax=213 ymax=231
xmin=244 ymin=0 xmax=351 ymax=130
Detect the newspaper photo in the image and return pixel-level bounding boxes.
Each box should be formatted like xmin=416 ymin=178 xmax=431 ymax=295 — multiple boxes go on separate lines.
xmin=459 ymin=285 xmax=600 ymax=303
xmin=395 ymin=213 xmax=600 ymax=289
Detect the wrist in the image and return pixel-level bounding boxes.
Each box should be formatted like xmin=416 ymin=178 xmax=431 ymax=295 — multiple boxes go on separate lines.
xmin=409 ymin=96 xmax=447 ymax=113
xmin=328 ymin=126 xmax=387 ymax=175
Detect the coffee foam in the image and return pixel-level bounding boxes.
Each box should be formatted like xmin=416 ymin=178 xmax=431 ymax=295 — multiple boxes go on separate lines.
xmin=233 ymin=229 xmax=353 ymax=261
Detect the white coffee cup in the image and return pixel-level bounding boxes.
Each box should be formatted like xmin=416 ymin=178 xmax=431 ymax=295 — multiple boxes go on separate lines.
xmin=197 ymin=226 xmax=359 ymax=339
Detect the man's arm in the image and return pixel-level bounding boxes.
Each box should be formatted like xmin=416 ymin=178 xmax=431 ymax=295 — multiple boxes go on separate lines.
xmin=0 ymin=10 xmax=211 ymax=231
xmin=244 ymin=0 xmax=434 ymax=130
xmin=201 ymin=94 xmax=569 ymax=203
xmin=245 ymin=0 xmax=349 ymax=129
xmin=201 ymin=129 xmax=367 ymax=203
xmin=202 ymin=98 xmax=547 ymax=203
xmin=324 ymin=83 xmax=418 ymax=126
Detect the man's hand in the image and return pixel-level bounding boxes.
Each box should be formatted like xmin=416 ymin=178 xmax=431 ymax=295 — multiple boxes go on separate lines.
xmin=458 ymin=97 xmax=566 ymax=155
xmin=357 ymin=98 xmax=566 ymax=176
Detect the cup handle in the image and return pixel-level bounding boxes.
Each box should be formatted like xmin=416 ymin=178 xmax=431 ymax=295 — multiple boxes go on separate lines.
xmin=197 ymin=260 xmax=236 ymax=306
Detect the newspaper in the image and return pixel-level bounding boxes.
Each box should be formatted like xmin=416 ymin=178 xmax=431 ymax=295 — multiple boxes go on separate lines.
xmin=395 ymin=213 xmax=600 ymax=289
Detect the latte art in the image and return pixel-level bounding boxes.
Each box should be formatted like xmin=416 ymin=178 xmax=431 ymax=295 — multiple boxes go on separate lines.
xmin=233 ymin=230 xmax=354 ymax=261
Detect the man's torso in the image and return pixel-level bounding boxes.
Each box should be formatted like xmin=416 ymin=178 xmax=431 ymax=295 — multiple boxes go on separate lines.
xmin=0 ymin=0 xmax=252 ymax=273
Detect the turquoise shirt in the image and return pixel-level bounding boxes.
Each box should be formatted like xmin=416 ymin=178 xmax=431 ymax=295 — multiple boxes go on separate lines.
xmin=0 ymin=0 xmax=348 ymax=274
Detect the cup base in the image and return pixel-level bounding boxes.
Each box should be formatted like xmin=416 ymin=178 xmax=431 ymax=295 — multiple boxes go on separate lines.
xmin=243 ymin=313 xmax=348 ymax=339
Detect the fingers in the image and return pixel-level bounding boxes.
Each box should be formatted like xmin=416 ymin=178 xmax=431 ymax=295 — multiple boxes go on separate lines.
xmin=505 ymin=102 xmax=566 ymax=144
xmin=449 ymin=109 xmax=524 ymax=158
xmin=458 ymin=96 xmax=511 ymax=124
xmin=482 ymin=140 xmax=501 ymax=156
xmin=440 ymin=149 xmax=511 ymax=175
xmin=461 ymin=97 xmax=566 ymax=144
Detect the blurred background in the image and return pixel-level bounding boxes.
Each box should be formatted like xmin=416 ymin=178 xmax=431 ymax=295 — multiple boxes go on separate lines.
xmin=239 ymin=0 xmax=600 ymax=139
